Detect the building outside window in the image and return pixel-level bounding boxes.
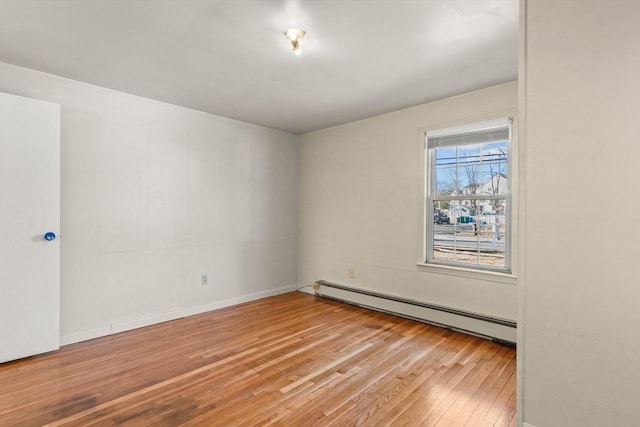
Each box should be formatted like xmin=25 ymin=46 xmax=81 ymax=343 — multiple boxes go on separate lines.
xmin=425 ymin=118 xmax=512 ymax=272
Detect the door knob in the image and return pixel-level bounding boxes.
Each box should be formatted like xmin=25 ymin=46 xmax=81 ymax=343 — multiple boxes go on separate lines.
xmin=43 ymin=232 xmax=56 ymax=241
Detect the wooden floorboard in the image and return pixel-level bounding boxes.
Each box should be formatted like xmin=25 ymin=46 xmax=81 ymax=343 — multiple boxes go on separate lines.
xmin=0 ymin=292 xmax=516 ymax=426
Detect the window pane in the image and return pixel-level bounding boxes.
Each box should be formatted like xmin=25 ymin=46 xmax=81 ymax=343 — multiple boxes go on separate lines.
xmin=436 ymin=147 xmax=456 ymax=166
xmin=431 ymin=199 xmax=506 ymax=269
xmin=435 ymin=147 xmax=459 ymax=193
xmin=480 ymin=163 xmax=507 ymax=196
xmin=482 ymin=141 xmax=508 ymax=161
xmin=432 ymin=201 xmax=451 ymax=263
xmin=476 ymin=207 xmax=506 ymax=267
xmin=456 ymin=145 xmax=482 ymax=196
xmin=435 ymin=166 xmax=455 ymax=196
xmin=482 ymin=141 xmax=508 ymax=181
xmin=458 ymin=144 xmax=482 ymax=168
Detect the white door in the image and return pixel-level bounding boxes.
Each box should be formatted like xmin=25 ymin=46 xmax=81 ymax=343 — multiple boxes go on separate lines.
xmin=0 ymin=92 xmax=60 ymax=363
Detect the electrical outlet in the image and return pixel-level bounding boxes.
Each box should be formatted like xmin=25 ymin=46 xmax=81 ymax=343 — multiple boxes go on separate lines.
xmin=348 ymin=268 xmax=355 ymax=279
xmin=201 ymin=273 xmax=208 ymax=286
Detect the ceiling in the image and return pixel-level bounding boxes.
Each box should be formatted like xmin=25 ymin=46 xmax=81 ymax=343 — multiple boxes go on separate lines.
xmin=0 ymin=0 xmax=518 ymax=134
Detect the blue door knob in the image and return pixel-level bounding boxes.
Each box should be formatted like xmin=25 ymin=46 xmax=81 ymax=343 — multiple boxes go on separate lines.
xmin=44 ymin=232 xmax=56 ymax=241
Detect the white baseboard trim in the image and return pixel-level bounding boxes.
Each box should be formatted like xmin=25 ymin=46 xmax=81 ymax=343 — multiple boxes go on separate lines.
xmin=523 ymin=422 xmax=537 ymax=427
xmin=314 ymin=281 xmax=516 ymax=343
xmin=60 ymin=326 xmax=112 ymax=346
xmin=60 ymin=284 xmax=297 ymax=346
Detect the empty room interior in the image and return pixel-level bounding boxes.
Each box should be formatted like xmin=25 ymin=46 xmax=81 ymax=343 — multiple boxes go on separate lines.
xmin=0 ymin=1 xmax=638 ymax=426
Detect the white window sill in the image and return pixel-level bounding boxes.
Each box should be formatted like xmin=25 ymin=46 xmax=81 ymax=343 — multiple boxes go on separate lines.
xmin=416 ymin=262 xmax=517 ymax=285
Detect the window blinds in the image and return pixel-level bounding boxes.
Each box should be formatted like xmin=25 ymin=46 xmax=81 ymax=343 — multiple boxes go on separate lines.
xmin=426 ymin=118 xmax=511 ymax=149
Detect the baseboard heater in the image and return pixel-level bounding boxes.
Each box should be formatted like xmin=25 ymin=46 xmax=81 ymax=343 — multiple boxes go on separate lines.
xmin=314 ymin=280 xmax=516 ymax=345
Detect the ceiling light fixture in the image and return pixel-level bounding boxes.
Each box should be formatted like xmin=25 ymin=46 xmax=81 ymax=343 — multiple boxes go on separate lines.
xmin=284 ymin=28 xmax=305 ymax=56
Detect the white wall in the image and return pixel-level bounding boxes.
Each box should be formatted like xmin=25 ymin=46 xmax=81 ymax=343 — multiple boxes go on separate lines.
xmin=520 ymin=1 xmax=640 ymax=426
xmin=0 ymin=62 xmax=298 ymax=344
xmin=298 ymin=82 xmax=518 ymax=322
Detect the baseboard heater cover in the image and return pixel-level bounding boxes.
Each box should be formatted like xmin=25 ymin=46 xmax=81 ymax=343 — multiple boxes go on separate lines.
xmin=314 ymin=280 xmax=516 ymax=344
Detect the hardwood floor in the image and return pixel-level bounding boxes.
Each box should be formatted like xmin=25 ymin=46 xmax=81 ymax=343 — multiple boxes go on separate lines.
xmin=0 ymin=292 xmax=516 ymax=426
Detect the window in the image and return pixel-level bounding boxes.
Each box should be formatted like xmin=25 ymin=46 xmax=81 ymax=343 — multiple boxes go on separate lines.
xmin=425 ymin=118 xmax=512 ymax=272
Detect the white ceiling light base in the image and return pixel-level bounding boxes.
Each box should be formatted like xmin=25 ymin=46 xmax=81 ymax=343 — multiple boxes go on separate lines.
xmin=284 ymin=28 xmax=306 ymax=56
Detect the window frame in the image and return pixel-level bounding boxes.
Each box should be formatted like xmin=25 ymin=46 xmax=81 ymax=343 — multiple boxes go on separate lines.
xmin=424 ymin=118 xmax=513 ymax=274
